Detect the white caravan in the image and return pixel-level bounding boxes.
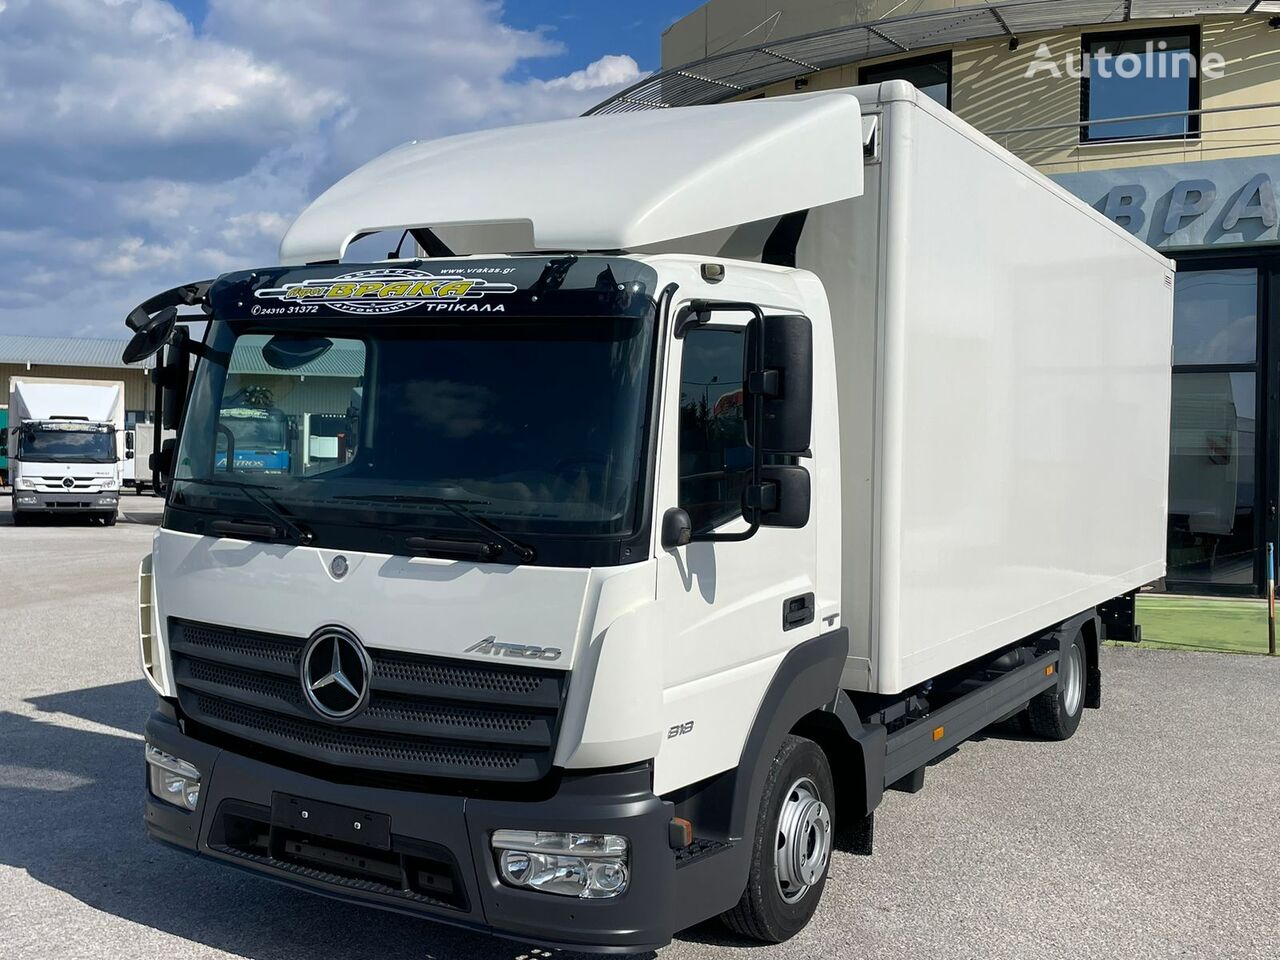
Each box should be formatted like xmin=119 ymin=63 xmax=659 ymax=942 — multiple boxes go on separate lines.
xmin=8 ymin=376 xmax=125 ymax=525
xmin=124 ymin=84 xmax=1172 ymax=951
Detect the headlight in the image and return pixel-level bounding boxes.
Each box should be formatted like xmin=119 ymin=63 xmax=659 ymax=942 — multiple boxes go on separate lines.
xmin=17 ymin=478 xmax=33 ymax=488
xmin=145 ymin=745 xmax=201 ymax=811
xmin=491 ymin=830 xmax=629 ymax=899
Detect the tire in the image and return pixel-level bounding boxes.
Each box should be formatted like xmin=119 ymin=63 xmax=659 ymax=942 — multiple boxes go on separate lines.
xmin=1027 ymin=627 xmax=1087 ymax=741
xmin=721 ymin=735 xmax=835 ymax=943
xmin=104 ymin=512 xmax=118 ymax=527
xmin=12 ymin=511 xmax=29 ymax=527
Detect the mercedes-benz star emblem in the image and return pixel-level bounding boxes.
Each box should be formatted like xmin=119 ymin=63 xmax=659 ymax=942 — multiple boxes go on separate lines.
xmin=300 ymin=627 xmax=372 ymax=721
xmin=62 ymin=476 xmax=75 ymax=489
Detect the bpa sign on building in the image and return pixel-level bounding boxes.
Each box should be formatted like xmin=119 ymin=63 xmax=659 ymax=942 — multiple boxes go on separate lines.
xmin=1054 ymin=157 xmax=1280 ymax=250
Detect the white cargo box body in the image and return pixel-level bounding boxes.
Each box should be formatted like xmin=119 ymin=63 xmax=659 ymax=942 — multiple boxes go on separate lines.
xmin=9 ymin=376 xmax=125 ymax=428
xmin=801 ymin=84 xmax=1173 ymax=694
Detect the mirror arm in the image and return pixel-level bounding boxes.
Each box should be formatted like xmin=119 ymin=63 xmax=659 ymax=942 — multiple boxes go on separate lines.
xmin=125 ymin=280 xmax=213 ymax=332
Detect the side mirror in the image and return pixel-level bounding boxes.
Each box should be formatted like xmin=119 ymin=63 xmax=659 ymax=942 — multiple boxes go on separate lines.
xmin=661 ymin=507 xmax=693 ymax=549
xmin=745 ymin=314 xmax=813 ymax=455
xmin=153 ymin=329 xmax=191 ymax=432
xmin=747 ymin=465 xmax=811 ymax=529
xmin=126 ymin=449 xmax=135 ymax=460
xmin=122 ymin=306 xmax=179 ymax=364
xmin=151 ymin=438 xmax=176 ymax=491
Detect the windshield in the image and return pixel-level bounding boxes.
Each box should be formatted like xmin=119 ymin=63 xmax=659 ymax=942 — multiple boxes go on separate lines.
xmin=171 ymin=260 xmax=659 ymax=561
xmin=18 ymin=423 xmax=116 ymax=463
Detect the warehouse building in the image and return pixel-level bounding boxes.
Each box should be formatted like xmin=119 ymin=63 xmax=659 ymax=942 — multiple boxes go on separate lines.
xmin=595 ymin=0 xmax=1280 ymax=596
xmin=0 ymin=335 xmax=154 ymax=424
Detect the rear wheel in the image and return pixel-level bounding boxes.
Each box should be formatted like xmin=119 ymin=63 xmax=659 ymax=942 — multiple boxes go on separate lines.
xmin=721 ymin=735 xmax=834 ymax=943
xmin=1027 ymin=627 xmax=1087 ymax=741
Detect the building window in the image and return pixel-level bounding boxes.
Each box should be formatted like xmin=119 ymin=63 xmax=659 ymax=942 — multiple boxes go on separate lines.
xmin=1081 ymin=28 xmax=1201 ymax=143
xmin=860 ymin=53 xmax=951 ymax=108
xmin=1166 ymin=268 xmax=1260 ymax=589
xmin=678 ymin=327 xmax=750 ymax=534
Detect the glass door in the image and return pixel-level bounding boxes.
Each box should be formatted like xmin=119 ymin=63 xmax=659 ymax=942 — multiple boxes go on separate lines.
xmin=1166 ymin=266 xmax=1262 ymax=593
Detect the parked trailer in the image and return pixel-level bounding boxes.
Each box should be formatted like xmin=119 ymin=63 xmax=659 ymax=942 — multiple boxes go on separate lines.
xmin=0 ymin=406 xmax=8 ymax=486
xmin=123 ymin=423 xmax=176 ymax=494
xmin=8 ymin=377 xmax=124 ymax=525
xmin=123 ymin=84 xmax=1171 ymax=950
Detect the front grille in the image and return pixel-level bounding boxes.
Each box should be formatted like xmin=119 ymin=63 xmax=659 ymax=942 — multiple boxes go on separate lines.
xmin=170 ymin=619 xmax=566 ymax=782
xmin=33 ymin=476 xmax=102 ymax=492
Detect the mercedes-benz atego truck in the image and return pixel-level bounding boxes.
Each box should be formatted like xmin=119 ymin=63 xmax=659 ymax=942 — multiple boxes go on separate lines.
xmin=124 ymin=84 xmax=1172 ymax=951
xmin=8 ymin=376 xmax=125 ymax=525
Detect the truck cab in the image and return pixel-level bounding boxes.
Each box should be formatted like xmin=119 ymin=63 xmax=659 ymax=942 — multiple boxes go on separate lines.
xmin=213 ymin=406 xmax=292 ymax=475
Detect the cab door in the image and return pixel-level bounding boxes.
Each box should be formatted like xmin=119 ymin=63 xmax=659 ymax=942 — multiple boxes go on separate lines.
xmin=652 ymin=307 xmax=819 ymax=795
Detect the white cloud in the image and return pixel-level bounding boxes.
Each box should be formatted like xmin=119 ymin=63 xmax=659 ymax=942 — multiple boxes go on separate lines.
xmin=541 ymin=54 xmax=643 ymax=92
xmin=0 ymin=0 xmax=641 ymax=337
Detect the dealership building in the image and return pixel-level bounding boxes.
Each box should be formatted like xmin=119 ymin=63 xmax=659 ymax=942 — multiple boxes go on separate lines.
xmin=593 ymin=0 xmax=1280 ymax=596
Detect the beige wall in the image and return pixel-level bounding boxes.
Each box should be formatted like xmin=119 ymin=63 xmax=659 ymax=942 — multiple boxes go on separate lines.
xmin=954 ymin=16 xmax=1280 ymax=174
xmin=710 ymin=11 xmax=1280 ymax=176
xmin=1 ymin=364 xmax=151 ymax=415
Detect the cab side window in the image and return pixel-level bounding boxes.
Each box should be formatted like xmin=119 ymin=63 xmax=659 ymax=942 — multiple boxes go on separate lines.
xmin=678 ymin=327 xmax=750 ymax=533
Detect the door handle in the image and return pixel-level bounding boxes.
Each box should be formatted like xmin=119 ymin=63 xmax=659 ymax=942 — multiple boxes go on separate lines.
xmin=783 ymin=593 xmax=815 ymax=631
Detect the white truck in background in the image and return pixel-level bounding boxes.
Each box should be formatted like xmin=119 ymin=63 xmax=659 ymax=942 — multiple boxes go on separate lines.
xmin=123 ymin=423 xmax=176 ymax=494
xmin=8 ymin=376 xmax=125 ymax=526
xmin=122 ymin=84 xmax=1172 ymax=950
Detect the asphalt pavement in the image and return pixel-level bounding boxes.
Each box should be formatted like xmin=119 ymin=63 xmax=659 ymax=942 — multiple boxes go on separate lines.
xmin=1 ymin=491 xmax=1277 ymax=959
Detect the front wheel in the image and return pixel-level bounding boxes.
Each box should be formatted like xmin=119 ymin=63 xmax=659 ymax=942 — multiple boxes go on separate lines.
xmin=1027 ymin=627 xmax=1087 ymax=741
xmin=721 ymin=735 xmax=834 ymax=943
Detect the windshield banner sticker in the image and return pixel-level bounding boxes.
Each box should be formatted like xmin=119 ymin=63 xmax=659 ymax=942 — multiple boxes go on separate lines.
xmin=253 ymin=268 xmax=517 ymax=315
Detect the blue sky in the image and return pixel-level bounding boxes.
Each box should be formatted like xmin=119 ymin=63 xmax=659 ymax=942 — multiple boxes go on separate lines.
xmin=168 ymin=0 xmax=691 ymax=74
xmin=0 ymin=0 xmax=698 ymax=338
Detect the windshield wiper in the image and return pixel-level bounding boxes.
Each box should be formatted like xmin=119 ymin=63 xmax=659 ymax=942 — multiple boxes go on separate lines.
xmin=179 ymin=477 xmax=313 ymax=545
xmin=333 ymin=494 xmax=535 ymax=563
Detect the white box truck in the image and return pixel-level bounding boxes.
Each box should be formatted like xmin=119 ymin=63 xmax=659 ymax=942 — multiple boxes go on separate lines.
xmin=123 ymin=84 xmax=1171 ymax=951
xmin=8 ymin=376 xmax=124 ymax=525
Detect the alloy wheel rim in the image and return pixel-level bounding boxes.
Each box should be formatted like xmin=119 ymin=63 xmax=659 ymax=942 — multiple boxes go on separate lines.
xmin=774 ymin=776 xmax=832 ymax=904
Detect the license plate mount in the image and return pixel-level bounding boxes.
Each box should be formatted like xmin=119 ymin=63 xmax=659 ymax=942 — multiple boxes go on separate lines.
xmin=270 ymin=793 xmax=392 ymax=851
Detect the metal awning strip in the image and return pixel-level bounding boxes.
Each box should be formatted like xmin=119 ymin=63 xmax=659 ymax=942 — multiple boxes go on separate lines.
xmin=587 ymin=0 xmax=1273 ymax=116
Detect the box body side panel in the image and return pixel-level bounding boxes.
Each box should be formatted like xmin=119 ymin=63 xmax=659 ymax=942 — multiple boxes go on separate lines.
xmin=869 ymin=97 xmax=1172 ymax=693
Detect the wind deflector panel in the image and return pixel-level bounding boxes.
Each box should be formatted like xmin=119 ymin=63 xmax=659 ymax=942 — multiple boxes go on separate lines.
xmin=279 ymin=92 xmax=866 ymax=264
xmin=168 ymin=619 xmax=566 ymax=783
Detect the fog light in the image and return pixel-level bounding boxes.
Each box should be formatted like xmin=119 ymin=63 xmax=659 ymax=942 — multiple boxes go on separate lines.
xmin=492 ymin=830 xmax=629 ymax=899
xmin=145 ymin=745 xmax=200 ymax=811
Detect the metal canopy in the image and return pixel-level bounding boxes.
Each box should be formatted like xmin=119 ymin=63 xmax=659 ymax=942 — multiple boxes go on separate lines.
xmin=587 ymin=0 xmax=1280 ymax=115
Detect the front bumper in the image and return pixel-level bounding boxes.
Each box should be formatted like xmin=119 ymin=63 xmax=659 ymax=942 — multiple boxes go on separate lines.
xmin=13 ymin=491 xmax=118 ymax=513
xmin=144 ymin=705 xmax=727 ymax=953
